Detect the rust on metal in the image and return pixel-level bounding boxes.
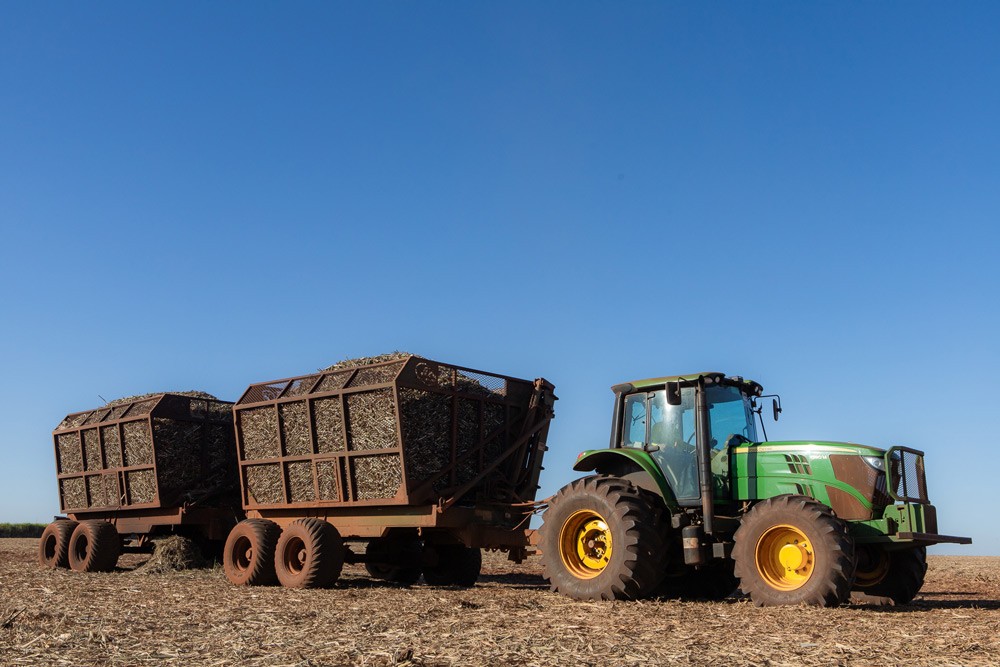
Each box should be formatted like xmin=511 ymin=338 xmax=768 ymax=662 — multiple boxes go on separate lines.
xmin=235 ymin=357 xmax=556 ymax=550
xmin=52 ymin=394 xmax=240 ymax=536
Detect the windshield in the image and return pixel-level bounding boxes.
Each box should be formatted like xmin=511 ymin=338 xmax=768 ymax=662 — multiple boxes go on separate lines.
xmin=707 ymin=384 xmax=757 ymax=445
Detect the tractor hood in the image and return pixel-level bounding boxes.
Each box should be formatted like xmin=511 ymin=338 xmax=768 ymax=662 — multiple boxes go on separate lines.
xmin=741 ymin=440 xmax=886 ymax=458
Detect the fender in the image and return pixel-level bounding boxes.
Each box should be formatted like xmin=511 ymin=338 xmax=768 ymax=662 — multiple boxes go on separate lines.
xmin=573 ymin=449 xmax=678 ymax=510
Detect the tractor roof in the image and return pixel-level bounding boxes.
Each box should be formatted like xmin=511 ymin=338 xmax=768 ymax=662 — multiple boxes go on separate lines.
xmin=614 ymin=372 xmax=763 ymax=397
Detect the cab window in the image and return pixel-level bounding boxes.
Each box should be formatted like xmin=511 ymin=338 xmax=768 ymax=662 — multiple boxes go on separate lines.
xmin=622 ymin=393 xmax=647 ymax=447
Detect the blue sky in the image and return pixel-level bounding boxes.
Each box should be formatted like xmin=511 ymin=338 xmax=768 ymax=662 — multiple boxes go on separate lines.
xmin=1 ymin=3 xmax=997 ymax=554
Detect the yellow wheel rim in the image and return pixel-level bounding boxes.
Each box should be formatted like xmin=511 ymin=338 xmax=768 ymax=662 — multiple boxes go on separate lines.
xmin=755 ymin=524 xmax=815 ymax=590
xmin=559 ymin=510 xmax=613 ymax=579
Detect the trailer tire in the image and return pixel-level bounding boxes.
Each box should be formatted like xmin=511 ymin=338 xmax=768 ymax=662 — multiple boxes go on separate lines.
xmin=539 ymin=475 xmax=667 ymax=600
xmin=68 ymin=521 xmax=121 ymax=572
xmin=853 ymin=545 xmax=927 ymax=604
xmin=38 ymin=520 xmax=78 ymax=569
xmin=224 ymin=519 xmax=281 ymax=586
xmin=364 ymin=537 xmax=422 ymax=585
xmin=275 ymin=519 xmax=344 ymax=589
xmin=734 ymin=495 xmax=855 ymax=607
xmin=423 ymin=545 xmax=482 ymax=587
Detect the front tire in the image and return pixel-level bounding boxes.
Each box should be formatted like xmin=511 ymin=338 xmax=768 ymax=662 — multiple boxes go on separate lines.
xmin=733 ymin=495 xmax=855 ymax=606
xmin=539 ymin=476 xmax=666 ymax=600
xmin=853 ymin=545 xmax=926 ymax=604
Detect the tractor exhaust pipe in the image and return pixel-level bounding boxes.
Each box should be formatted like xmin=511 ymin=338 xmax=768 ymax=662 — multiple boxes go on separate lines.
xmin=695 ymin=379 xmax=714 ymax=536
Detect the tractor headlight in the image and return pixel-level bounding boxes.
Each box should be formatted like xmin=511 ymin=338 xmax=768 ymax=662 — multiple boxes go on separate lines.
xmin=862 ymin=455 xmax=885 ymax=471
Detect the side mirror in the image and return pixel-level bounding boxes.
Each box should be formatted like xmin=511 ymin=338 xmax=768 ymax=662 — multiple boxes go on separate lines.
xmin=772 ymin=398 xmax=782 ymax=421
xmin=666 ymin=382 xmax=682 ymax=406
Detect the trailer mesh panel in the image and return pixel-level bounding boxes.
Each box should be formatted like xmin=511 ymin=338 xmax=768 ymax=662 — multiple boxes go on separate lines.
xmin=234 ymin=356 xmax=548 ymax=510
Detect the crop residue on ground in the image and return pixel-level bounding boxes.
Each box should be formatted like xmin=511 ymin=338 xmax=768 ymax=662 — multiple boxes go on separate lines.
xmin=0 ymin=539 xmax=998 ymax=666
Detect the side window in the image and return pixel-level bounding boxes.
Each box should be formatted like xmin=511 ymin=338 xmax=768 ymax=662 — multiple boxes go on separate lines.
xmin=622 ymin=393 xmax=647 ymax=447
xmin=682 ymin=408 xmax=696 ymax=445
xmin=649 ymin=390 xmax=672 ymax=444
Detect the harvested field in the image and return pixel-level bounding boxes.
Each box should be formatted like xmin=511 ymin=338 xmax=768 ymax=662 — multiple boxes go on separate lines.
xmin=134 ymin=536 xmax=211 ymax=575
xmin=1 ymin=538 xmax=997 ymax=666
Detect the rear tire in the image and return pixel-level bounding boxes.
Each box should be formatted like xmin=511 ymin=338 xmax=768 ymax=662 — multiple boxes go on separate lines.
xmin=423 ymin=544 xmax=482 ymax=587
xmin=38 ymin=521 xmax=77 ymax=569
xmin=67 ymin=521 xmax=121 ymax=572
xmin=733 ymin=495 xmax=855 ymax=606
xmin=853 ymin=545 xmax=926 ymax=604
xmin=539 ymin=475 xmax=667 ymax=600
xmin=275 ymin=518 xmax=344 ymax=589
xmin=223 ymin=519 xmax=281 ymax=586
xmin=364 ymin=536 xmax=422 ymax=585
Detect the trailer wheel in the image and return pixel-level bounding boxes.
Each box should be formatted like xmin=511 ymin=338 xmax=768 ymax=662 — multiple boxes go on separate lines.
xmin=733 ymin=495 xmax=855 ymax=606
xmin=853 ymin=545 xmax=927 ymax=604
xmin=364 ymin=537 xmax=422 ymax=585
xmin=67 ymin=521 xmax=121 ymax=573
xmin=654 ymin=561 xmax=739 ymax=601
xmin=423 ymin=545 xmax=482 ymax=587
xmin=539 ymin=475 xmax=667 ymax=600
xmin=38 ymin=520 xmax=78 ymax=569
xmin=223 ymin=519 xmax=281 ymax=586
xmin=275 ymin=519 xmax=344 ymax=589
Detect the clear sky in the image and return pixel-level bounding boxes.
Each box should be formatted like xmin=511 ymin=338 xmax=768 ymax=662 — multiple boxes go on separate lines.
xmin=1 ymin=3 xmax=997 ymax=554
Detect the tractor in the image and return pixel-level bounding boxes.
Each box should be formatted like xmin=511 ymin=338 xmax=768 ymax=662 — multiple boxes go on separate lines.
xmin=538 ymin=372 xmax=970 ymax=606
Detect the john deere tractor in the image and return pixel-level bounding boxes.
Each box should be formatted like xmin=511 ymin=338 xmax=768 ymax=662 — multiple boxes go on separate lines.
xmin=538 ymin=372 xmax=970 ymax=606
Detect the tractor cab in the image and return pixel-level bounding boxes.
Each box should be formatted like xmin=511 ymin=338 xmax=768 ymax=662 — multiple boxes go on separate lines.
xmin=610 ymin=372 xmax=761 ymax=506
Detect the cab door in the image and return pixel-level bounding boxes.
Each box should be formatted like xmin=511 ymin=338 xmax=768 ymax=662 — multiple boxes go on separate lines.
xmin=621 ymin=388 xmax=700 ymax=505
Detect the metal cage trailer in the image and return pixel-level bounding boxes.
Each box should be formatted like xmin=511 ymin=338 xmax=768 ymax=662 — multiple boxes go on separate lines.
xmin=224 ymin=356 xmax=556 ymax=589
xmin=39 ymin=393 xmax=241 ymax=572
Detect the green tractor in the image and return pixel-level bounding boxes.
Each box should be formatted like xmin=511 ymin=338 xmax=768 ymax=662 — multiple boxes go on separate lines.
xmin=538 ymin=372 xmax=970 ymax=606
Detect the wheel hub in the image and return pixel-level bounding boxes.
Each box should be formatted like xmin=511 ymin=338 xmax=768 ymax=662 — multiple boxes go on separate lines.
xmin=755 ymin=524 xmax=815 ymax=591
xmin=778 ymin=543 xmax=807 ymax=571
xmin=559 ymin=510 xmax=614 ymax=579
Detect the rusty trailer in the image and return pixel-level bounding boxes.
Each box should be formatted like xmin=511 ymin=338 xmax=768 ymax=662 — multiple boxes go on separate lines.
xmin=39 ymin=394 xmax=241 ymax=572
xmin=226 ymin=356 xmax=556 ymax=588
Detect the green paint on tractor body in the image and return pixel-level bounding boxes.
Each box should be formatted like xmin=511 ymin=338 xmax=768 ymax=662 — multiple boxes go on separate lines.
xmin=573 ymin=372 xmax=969 ymax=548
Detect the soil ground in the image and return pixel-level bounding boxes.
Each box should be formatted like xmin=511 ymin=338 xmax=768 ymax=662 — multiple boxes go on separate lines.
xmin=1 ymin=538 xmax=998 ymax=666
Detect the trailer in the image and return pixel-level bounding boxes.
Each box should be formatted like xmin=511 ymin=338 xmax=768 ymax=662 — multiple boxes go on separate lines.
xmin=39 ymin=393 xmax=240 ymax=572
xmin=225 ymin=355 xmax=556 ymax=588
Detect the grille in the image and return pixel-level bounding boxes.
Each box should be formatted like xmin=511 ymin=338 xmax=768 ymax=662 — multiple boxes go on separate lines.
xmin=888 ymin=447 xmax=929 ymax=504
xmin=871 ymin=471 xmax=894 ymax=507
